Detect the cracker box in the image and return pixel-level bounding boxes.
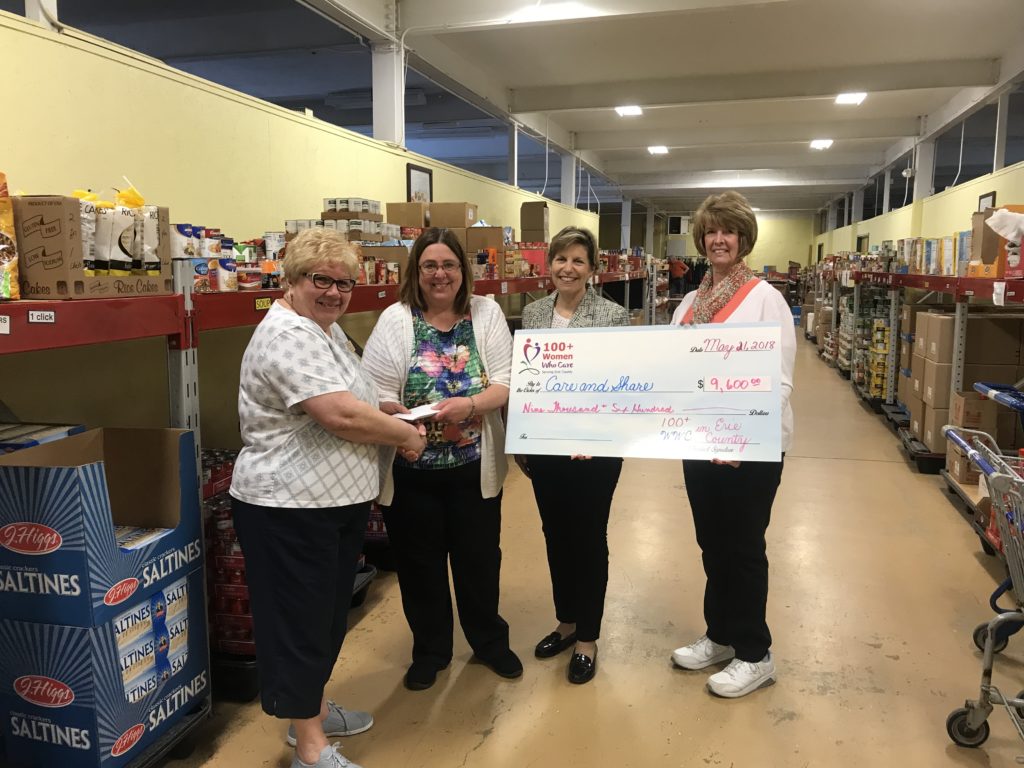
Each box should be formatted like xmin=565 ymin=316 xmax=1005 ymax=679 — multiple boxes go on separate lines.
xmin=0 ymin=429 xmax=202 ymax=627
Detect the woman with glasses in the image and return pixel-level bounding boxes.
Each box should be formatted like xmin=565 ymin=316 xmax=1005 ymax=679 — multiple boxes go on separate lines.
xmin=230 ymin=229 xmax=426 ymax=768
xmin=362 ymin=227 xmax=520 ymax=691
xmin=517 ymin=226 xmax=630 ymax=685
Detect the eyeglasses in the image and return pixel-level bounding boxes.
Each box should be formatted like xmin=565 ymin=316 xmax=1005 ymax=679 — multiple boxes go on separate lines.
xmin=304 ymin=272 xmax=356 ymax=292
xmin=419 ymin=261 xmax=462 ymax=276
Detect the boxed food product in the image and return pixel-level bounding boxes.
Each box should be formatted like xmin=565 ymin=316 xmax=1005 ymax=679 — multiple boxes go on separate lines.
xmin=13 ymin=197 xmax=172 ymax=300
xmin=910 ymin=353 xmax=926 ymax=399
xmin=921 ymin=406 xmax=950 ymax=453
xmin=969 ymin=206 xmax=1024 ymax=279
xmin=946 ymin=443 xmax=981 ymax=484
xmin=521 ymin=201 xmax=549 ymax=242
xmin=950 ymin=391 xmax=998 ymax=434
xmin=386 ymin=202 xmax=429 ymax=227
xmin=906 ymin=395 xmax=924 ymax=440
xmin=467 ymin=226 xmax=506 ymax=253
xmin=0 ymin=172 xmax=19 ymax=300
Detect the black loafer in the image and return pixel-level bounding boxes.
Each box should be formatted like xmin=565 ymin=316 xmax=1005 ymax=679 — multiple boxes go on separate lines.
xmin=567 ymin=650 xmax=597 ymax=685
xmin=534 ymin=631 xmax=578 ymax=659
xmin=404 ymin=660 xmax=448 ymax=691
xmin=474 ymin=649 xmax=524 ymax=679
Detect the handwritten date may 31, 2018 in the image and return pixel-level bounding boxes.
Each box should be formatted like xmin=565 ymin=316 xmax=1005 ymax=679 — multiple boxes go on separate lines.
xmin=690 ymin=337 xmax=777 ymax=360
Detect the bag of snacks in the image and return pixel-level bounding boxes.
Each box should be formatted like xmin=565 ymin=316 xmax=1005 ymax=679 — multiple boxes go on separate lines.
xmin=0 ymin=172 xmax=19 ymax=300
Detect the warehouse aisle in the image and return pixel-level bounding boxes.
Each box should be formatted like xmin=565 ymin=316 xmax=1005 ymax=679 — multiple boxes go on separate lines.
xmin=177 ymin=338 xmax=1024 ymax=768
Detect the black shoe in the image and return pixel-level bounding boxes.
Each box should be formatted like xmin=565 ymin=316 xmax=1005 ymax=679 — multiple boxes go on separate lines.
xmin=567 ymin=649 xmax=597 ymax=685
xmin=474 ymin=649 xmax=524 ymax=679
xmin=404 ymin=661 xmax=447 ymax=691
xmin=534 ymin=631 xmax=578 ymax=659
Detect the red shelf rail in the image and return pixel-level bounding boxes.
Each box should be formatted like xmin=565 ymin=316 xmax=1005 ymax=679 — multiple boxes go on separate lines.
xmin=850 ymin=271 xmax=1024 ymax=303
xmin=0 ymin=295 xmax=186 ymax=354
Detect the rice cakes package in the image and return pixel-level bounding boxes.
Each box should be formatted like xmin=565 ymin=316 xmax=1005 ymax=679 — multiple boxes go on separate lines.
xmin=0 ymin=172 xmax=19 ymax=300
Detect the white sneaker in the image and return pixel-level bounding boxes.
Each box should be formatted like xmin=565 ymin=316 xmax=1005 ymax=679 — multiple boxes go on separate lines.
xmin=671 ymin=635 xmax=735 ymax=670
xmin=707 ymin=653 xmax=776 ymax=698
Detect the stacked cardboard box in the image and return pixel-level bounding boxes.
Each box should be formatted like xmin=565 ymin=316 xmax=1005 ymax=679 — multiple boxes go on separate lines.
xmin=944 ymin=392 xmax=1000 ymax=485
xmin=0 ymin=429 xmax=210 ymax=768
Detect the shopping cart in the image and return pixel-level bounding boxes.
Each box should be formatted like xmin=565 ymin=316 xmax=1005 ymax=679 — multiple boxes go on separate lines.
xmin=943 ymin=424 xmax=1024 ymax=754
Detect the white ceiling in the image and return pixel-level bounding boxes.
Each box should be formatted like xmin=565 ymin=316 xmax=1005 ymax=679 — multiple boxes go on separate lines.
xmin=31 ymin=0 xmax=1024 ymax=215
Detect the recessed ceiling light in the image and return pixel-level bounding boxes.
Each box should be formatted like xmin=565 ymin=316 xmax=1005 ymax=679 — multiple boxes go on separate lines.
xmin=648 ymin=145 xmax=668 ymax=155
xmin=751 ymin=207 xmax=762 ymax=211
xmin=835 ymin=92 xmax=867 ymax=105
xmin=810 ymin=139 xmax=834 ymax=150
xmin=615 ymin=105 xmax=643 ymax=117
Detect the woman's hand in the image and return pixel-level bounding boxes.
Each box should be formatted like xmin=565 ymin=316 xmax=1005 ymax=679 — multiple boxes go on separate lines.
xmin=514 ymin=454 xmax=531 ymax=477
xmin=380 ymin=401 xmax=410 ymax=416
xmin=570 ymin=455 xmax=592 ymax=460
xmin=431 ymin=395 xmax=476 ymax=423
xmin=398 ymin=423 xmax=427 ymax=462
xmin=711 ymin=458 xmax=741 ymax=468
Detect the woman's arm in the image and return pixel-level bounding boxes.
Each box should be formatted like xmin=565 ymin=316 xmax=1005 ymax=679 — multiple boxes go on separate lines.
xmin=302 ymin=391 xmax=426 ymax=455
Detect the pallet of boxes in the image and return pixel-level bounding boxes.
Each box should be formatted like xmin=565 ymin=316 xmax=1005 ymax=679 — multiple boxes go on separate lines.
xmin=905 ymin=310 xmax=1023 ymax=456
xmin=0 ymin=429 xmax=210 ymax=768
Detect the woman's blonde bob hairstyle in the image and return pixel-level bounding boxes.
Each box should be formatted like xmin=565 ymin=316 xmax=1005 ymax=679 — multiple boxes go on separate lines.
xmin=280 ymin=228 xmax=361 ymax=289
xmin=691 ymin=191 xmax=758 ymax=260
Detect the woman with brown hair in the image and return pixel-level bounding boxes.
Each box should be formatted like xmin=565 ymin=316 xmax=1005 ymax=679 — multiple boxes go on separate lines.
xmin=669 ymin=191 xmax=796 ymax=699
xmin=361 ymin=227 xmax=520 ymax=692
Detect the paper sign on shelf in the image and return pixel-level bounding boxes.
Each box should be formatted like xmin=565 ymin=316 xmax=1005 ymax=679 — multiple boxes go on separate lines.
xmin=506 ymin=323 xmax=783 ymax=461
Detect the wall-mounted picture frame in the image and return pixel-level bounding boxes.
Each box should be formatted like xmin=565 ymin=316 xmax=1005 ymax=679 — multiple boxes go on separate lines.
xmin=978 ymin=191 xmax=996 ymax=212
xmin=407 ymin=164 xmax=433 ymax=203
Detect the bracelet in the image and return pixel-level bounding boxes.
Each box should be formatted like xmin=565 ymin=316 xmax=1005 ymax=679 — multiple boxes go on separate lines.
xmin=468 ymin=395 xmax=476 ymax=418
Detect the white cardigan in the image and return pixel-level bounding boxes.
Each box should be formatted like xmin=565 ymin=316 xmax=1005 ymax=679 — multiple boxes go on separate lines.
xmin=361 ymin=295 xmax=512 ymax=504
xmin=671 ymin=280 xmax=796 ymax=452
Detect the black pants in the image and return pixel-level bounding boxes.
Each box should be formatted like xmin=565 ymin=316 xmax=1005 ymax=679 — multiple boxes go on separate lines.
xmin=382 ymin=461 xmax=509 ymax=668
xmin=528 ymin=455 xmax=623 ymax=642
xmin=681 ymin=458 xmax=784 ymax=662
xmin=232 ymin=497 xmax=370 ymax=719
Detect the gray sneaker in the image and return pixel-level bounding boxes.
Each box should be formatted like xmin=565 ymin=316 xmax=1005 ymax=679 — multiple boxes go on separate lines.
xmin=286 ymin=701 xmax=374 ymax=746
xmin=291 ymin=743 xmax=362 ymax=768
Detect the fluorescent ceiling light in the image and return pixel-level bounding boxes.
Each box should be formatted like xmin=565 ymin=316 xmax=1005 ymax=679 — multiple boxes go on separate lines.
xmin=648 ymin=145 xmax=669 ymax=155
xmin=751 ymin=207 xmax=761 ymax=211
xmin=810 ymin=139 xmax=834 ymax=150
xmin=835 ymin=92 xmax=867 ymax=105
xmin=510 ymin=2 xmax=607 ymax=23
xmin=615 ymin=105 xmax=643 ymax=117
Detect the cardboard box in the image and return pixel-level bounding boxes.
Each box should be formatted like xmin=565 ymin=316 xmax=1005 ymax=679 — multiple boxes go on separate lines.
xmin=466 ymin=227 xmax=506 ymax=253
xmin=429 ymin=203 xmax=477 ymax=229
xmin=965 ymin=317 xmax=1022 ymax=365
xmin=899 ymin=339 xmax=912 ymax=370
xmin=444 ymin=228 xmax=467 ymax=254
xmin=913 ymin=312 xmax=930 ymax=356
xmin=520 ymin=229 xmax=549 ymax=244
xmin=922 ymin=406 xmax=950 ymax=453
xmin=386 ymin=202 xmax=429 ymax=228
xmin=911 ymin=353 xmax=926 ymax=399
xmin=0 ymin=429 xmax=202 ymax=626
xmin=907 ymin=396 xmax=924 ymax=440
xmin=897 ymin=370 xmax=912 ymax=406
xmin=925 ymin=313 xmax=955 ymax=362
xmin=13 ymin=197 xmax=173 ymax=300
xmin=0 ymin=567 xmax=209 ymax=768
xmin=969 ymin=206 xmax=1024 ymax=278
xmin=950 ymin=391 xmax=999 ymax=434
xmin=520 ymin=201 xmax=549 ymax=236
xmin=997 ymin=411 xmax=1021 ymax=449
xmin=923 ymin=358 xmax=952 ymax=408
xmin=946 ymin=443 xmax=981 ymax=484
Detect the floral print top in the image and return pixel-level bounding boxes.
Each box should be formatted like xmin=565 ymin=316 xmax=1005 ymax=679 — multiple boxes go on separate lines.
xmin=397 ymin=309 xmax=488 ymax=469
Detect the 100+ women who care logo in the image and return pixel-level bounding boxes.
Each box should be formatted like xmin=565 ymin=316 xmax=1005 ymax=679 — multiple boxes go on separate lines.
xmin=519 ymin=338 xmax=576 ymax=375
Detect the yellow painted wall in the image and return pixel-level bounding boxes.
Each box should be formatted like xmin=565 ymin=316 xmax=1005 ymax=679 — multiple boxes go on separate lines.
xmin=0 ymin=14 xmax=596 ymax=239
xmin=0 ymin=13 xmax=594 ymax=447
xmin=747 ymin=213 xmax=815 ymax=270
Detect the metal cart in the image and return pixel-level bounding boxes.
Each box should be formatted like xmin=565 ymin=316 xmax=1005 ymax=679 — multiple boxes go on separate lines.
xmin=943 ymin=425 xmax=1024 ymax=754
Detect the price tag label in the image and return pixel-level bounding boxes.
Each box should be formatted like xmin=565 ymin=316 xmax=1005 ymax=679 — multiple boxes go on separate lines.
xmin=27 ymin=311 xmax=56 ymax=324
xmin=0 ymin=316 xmax=9 ymax=335
xmin=378 ymin=291 xmax=386 ymax=298
xmin=501 ymin=282 xmax=508 ymax=294
xmin=254 ymin=297 xmax=273 ymax=311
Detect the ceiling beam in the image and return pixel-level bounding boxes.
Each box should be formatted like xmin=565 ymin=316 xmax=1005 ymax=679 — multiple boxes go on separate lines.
xmin=510 ymin=59 xmax=998 ymax=113
xmin=297 ymin=0 xmax=395 ymax=44
xmin=577 ymin=117 xmax=920 ymax=151
xmin=396 ymin=0 xmax=788 ymax=34
xmin=604 ymin=150 xmax=887 ymax=175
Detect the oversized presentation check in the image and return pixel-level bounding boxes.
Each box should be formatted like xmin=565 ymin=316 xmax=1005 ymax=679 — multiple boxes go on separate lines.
xmin=505 ymin=323 xmax=783 ymax=461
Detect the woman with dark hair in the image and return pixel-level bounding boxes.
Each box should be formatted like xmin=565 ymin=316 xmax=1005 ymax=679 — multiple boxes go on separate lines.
xmin=669 ymin=191 xmax=795 ymax=699
xmin=361 ymin=227 xmax=520 ymax=691
xmin=517 ymin=226 xmax=630 ymax=685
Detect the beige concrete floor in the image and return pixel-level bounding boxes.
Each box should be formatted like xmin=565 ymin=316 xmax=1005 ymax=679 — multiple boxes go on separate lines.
xmin=175 ymin=338 xmax=1024 ymax=767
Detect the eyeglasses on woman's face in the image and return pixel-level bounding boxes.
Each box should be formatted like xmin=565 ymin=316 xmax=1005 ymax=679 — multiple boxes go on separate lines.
xmin=304 ymin=272 xmax=356 ymax=292
xmin=419 ymin=260 xmax=462 ymax=276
